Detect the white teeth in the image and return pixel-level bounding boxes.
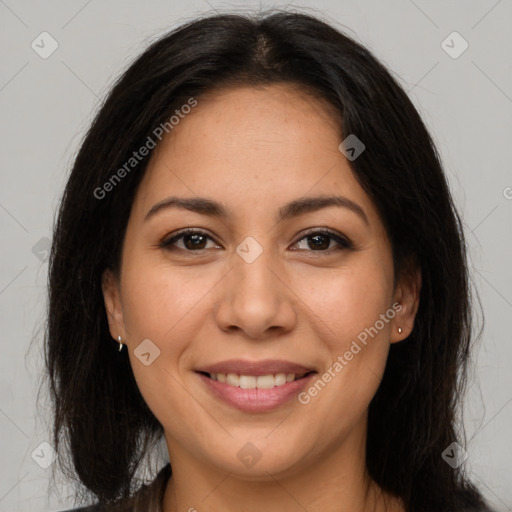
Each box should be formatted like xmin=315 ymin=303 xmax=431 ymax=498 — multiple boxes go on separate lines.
xmin=274 ymin=373 xmax=287 ymax=386
xmin=208 ymin=372 xmax=307 ymax=389
xmin=239 ymin=375 xmax=256 ymax=389
xmin=226 ymin=373 xmax=239 ymax=387
xmin=256 ymin=375 xmax=275 ymax=389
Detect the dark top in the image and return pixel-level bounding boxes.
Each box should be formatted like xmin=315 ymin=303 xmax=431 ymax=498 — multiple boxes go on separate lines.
xmin=61 ymin=463 xmax=171 ymax=512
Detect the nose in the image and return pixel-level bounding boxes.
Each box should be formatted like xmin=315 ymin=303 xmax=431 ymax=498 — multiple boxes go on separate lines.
xmin=214 ymin=242 xmax=297 ymax=340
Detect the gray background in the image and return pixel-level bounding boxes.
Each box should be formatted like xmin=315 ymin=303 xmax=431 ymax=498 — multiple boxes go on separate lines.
xmin=1 ymin=0 xmax=511 ymax=511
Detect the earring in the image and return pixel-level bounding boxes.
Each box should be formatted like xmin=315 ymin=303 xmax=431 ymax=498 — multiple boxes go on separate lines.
xmin=397 ymin=327 xmax=402 ymax=334
xmin=118 ymin=335 xmax=124 ymax=351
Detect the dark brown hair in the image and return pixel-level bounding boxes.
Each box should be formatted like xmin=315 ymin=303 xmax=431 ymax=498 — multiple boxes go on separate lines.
xmin=44 ymin=9 xmax=493 ymax=511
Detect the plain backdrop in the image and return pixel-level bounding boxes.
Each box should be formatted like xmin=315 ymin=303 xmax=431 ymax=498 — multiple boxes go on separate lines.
xmin=0 ymin=1 xmax=511 ymax=511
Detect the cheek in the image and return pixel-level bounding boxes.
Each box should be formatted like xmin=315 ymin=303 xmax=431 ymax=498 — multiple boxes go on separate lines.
xmin=119 ymin=257 xmax=209 ymax=433
xmin=300 ymin=259 xmax=393 ymax=347
xmin=295 ymin=265 xmax=393 ymax=426
xmin=297 ymin=257 xmax=393 ymax=410
xmin=120 ymin=258 xmax=216 ymax=344
xmin=119 ymin=257 xmax=222 ymax=413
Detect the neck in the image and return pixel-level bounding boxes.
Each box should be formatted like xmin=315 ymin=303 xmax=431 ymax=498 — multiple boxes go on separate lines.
xmin=161 ymin=422 xmax=403 ymax=512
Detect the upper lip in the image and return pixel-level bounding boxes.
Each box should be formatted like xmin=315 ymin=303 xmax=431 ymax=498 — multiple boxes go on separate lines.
xmin=197 ymin=359 xmax=317 ymax=377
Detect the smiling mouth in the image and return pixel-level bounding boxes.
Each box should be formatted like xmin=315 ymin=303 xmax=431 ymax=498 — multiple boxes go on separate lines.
xmin=197 ymin=370 xmax=317 ymax=389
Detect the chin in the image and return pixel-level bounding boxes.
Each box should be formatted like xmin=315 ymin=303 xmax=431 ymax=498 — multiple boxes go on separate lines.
xmin=195 ymin=434 xmax=310 ymax=479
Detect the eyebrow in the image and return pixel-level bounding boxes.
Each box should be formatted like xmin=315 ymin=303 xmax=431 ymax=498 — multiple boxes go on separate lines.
xmin=144 ymin=195 xmax=369 ymax=225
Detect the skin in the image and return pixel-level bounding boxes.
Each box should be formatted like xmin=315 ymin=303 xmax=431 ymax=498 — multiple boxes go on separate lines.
xmin=102 ymin=83 xmax=421 ymax=512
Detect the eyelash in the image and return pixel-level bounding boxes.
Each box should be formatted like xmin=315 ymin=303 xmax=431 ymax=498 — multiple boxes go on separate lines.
xmin=159 ymin=228 xmax=353 ymax=254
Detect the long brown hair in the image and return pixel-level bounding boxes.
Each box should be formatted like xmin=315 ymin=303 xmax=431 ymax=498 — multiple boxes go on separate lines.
xmin=44 ymin=10 xmax=492 ymax=511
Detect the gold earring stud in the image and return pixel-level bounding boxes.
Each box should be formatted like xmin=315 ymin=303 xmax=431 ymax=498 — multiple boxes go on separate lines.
xmin=118 ymin=335 xmax=124 ymax=351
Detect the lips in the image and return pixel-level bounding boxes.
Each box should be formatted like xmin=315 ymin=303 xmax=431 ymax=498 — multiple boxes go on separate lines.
xmin=195 ymin=359 xmax=318 ymax=413
xmin=197 ymin=359 xmax=316 ymax=377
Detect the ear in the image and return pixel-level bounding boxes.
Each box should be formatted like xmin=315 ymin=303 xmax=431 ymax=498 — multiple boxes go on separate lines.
xmin=390 ymin=263 xmax=421 ymax=344
xmin=101 ymin=268 xmax=126 ymax=343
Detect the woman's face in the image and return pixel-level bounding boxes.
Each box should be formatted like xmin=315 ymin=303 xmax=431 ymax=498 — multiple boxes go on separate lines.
xmin=103 ymin=83 xmax=418 ymax=480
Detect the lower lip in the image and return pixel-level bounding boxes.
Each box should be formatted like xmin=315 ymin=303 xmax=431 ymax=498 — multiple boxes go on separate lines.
xmin=197 ymin=372 xmax=316 ymax=413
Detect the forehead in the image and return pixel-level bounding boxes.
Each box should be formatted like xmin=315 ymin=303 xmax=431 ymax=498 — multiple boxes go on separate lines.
xmin=131 ymin=84 xmax=381 ymax=229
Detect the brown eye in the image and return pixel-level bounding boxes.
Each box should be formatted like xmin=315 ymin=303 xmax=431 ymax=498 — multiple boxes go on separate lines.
xmin=304 ymin=233 xmax=331 ymax=250
xmin=182 ymin=232 xmax=208 ymax=250
xmin=160 ymin=230 xmax=220 ymax=251
xmin=292 ymin=229 xmax=352 ymax=252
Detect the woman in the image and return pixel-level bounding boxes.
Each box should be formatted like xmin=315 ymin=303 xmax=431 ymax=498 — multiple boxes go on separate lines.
xmin=45 ymin=9 xmax=494 ymax=512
